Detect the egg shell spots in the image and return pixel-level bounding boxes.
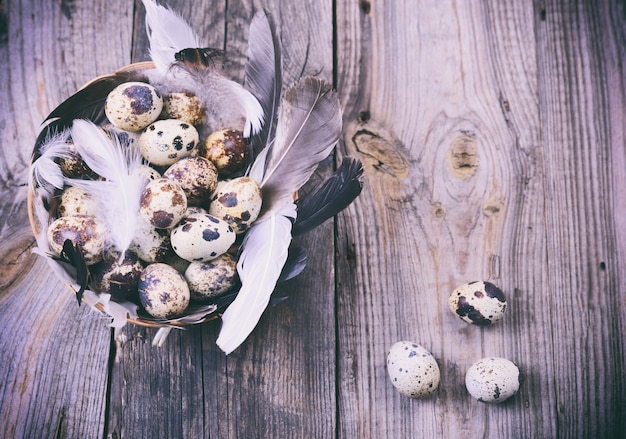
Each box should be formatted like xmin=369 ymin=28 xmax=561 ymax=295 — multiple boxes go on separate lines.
xmin=130 ymin=219 xmax=171 ymax=263
xmin=105 ymin=82 xmax=163 ymax=131
xmin=209 ymin=177 xmax=262 ymax=234
xmin=448 ymin=281 xmax=507 ymax=326
xmin=138 ymin=263 xmax=190 ymax=319
xmin=90 ymin=250 xmax=143 ymax=302
xmin=47 ymin=215 xmax=107 ymax=265
xmin=58 ymin=186 xmax=100 ymax=217
xmin=139 ymin=178 xmax=188 ymax=229
xmin=465 ymin=357 xmax=520 ymax=403
xmin=163 ymin=156 xmax=218 ymax=204
xmin=139 ymin=119 xmax=199 ymax=166
xmin=57 ymin=141 xmax=98 ymax=179
xmin=201 ymin=129 xmax=248 ymax=176
xmin=387 ymin=341 xmax=440 ymax=399
xmin=170 ymin=213 xmax=236 ymax=262
xmin=161 ymin=92 xmax=206 ymax=126
xmin=185 ymin=253 xmax=238 ymax=301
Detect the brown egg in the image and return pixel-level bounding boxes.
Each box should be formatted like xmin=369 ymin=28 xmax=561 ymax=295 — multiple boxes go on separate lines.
xmin=162 ymin=156 xmax=218 ymax=205
xmin=201 ymin=129 xmax=248 ymax=176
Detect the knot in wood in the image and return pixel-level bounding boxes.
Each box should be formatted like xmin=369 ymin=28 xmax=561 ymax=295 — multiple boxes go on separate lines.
xmin=446 ymin=131 xmax=479 ymax=179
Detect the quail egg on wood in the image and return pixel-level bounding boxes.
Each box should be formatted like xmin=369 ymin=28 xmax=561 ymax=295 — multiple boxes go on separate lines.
xmin=185 ymin=253 xmax=238 ymax=301
xmin=47 ymin=215 xmax=107 ymax=265
xmin=170 ymin=213 xmax=236 ymax=262
xmin=163 ymin=156 xmax=218 ymax=205
xmin=139 ymin=119 xmax=199 ymax=166
xmin=448 ymin=281 xmax=507 ymax=326
xmin=58 ymin=186 xmax=100 ymax=217
xmin=105 ymin=82 xmax=163 ymax=131
xmin=138 ymin=263 xmax=190 ymax=319
xmin=201 ymin=129 xmax=248 ymax=176
xmin=465 ymin=357 xmax=520 ymax=403
xmin=209 ymin=177 xmax=262 ymax=234
xmin=387 ymin=341 xmax=440 ymax=399
xmin=139 ymin=178 xmax=188 ymax=229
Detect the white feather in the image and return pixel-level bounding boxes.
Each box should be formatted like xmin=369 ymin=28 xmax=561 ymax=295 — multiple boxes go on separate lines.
xmin=29 ymin=133 xmax=71 ymax=199
xmin=68 ymin=120 xmax=146 ymax=256
xmin=216 ymin=202 xmax=296 ymax=354
xmin=142 ymin=0 xmax=204 ymax=73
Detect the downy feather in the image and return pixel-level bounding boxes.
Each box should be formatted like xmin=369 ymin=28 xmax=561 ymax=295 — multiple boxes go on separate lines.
xmin=142 ymin=0 xmax=203 ymax=73
xmin=250 ymin=77 xmax=342 ymax=220
xmin=29 ymin=132 xmax=71 ymax=199
xmin=216 ymin=202 xmax=296 ymax=354
xmin=67 ymin=120 xmax=146 ymax=256
xmin=245 ymin=10 xmax=282 ymax=160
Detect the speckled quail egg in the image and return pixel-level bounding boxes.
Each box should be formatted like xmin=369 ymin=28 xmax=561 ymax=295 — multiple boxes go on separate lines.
xmin=134 ymin=164 xmax=161 ymax=182
xmin=465 ymin=357 xmax=520 ymax=403
xmin=387 ymin=341 xmax=440 ymax=399
xmin=105 ymin=82 xmax=163 ymax=131
xmin=58 ymin=186 xmax=100 ymax=217
xmin=185 ymin=253 xmax=238 ymax=301
xmin=57 ymin=140 xmax=98 ymax=179
xmin=209 ymin=177 xmax=262 ymax=234
xmin=201 ymin=129 xmax=248 ymax=176
xmin=138 ymin=263 xmax=190 ymax=319
xmin=448 ymin=281 xmax=507 ymax=326
xmin=161 ymin=92 xmax=206 ymax=126
xmin=90 ymin=250 xmax=144 ymax=302
xmin=47 ymin=215 xmax=107 ymax=265
xmin=130 ymin=219 xmax=171 ymax=263
xmin=170 ymin=213 xmax=236 ymax=262
xmin=139 ymin=119 xmax=199 ymax=166
xmin=102 ymin=124 xmax=142 ymax=148
xmin=163 ymin=156 xmax=218 ymax=204
xmin=139 ymin=178 xmax=188 ymax=229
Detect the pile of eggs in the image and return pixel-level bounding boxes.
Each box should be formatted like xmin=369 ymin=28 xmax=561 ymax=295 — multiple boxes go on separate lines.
xmin=46 ymin=81 xmax=263 ymax=320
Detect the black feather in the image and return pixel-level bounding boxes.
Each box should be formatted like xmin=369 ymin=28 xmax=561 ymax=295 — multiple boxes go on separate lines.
xmin=293 ymin=158 xmax=364 ymax=236
xmin=50 ymin=239 xmax=90 ymax=305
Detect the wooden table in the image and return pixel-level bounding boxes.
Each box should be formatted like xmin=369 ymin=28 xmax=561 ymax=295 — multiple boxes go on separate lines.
xmin=1 ymin=0 xmax=624 ymax=437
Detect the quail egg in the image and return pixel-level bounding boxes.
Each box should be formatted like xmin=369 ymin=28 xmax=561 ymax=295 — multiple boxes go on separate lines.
xmin=139 ymin=119 xmax=199 ymax=166
xmin=387 ymin=341 xmax=440 ymax=398
xmin=90 ymin=250 xmax=144 ymax=302
xmin=185 ymin=253 xmax=238 ymax=301
xmin=201 ymin=129 xmax=248 ymax=176
xmin=465 ymin=357 xmax=520 ymax=403
xmin=448 ymin=281 xmax=507 ymax=326
xmin=170 ymin=213 xmax=236 ymax=262
xmin=57 ymin=140 xmax=98 ymax=179
xmin=161 ymin=92 xmax=206 ymax=126
xmin=58 ymin=186 xmax=100 ymax=217
xmin=138 ymin=263 xmax=190 ymax=319
xmin=130 ymin=219 xmax=171 ymax=263
xmin=139 ymin=178 xmax=188 ymax=229
xmin=163 ymin=156 xmax=218 ymax=205
xmin=209 ymin=177 xmax=262 ymax=234
xmin=47 ymin=215 xmax=108 ymax=265
xmin=105 ymin=82 xmax=163 ymax=131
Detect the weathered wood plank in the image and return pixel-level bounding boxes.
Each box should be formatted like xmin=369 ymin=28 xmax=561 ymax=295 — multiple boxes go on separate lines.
xmin=0 ymin=1 xmax=135 ymax=438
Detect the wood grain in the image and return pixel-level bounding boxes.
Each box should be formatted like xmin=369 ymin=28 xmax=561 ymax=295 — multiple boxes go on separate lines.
xmin=0 ymin=0 xmax=624 ymax=437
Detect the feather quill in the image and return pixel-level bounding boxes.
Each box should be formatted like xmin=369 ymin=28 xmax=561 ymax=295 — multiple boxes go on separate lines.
xmin=244 ymin=10 xmax=282 ymax=160
xmin=67 ymin=120 xmax=146 ymax=256
xmin=216 ymin=202 xmax=296 ymax=354
xmin=293 ymin=157 xmax=364 ymax=236
xmin=141 ymin=0 xmax=203 ymax=73
xmin=250 ymin=77 xmax=342 ymax=220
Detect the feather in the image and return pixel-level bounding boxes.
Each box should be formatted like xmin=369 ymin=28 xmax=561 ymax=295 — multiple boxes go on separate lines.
xmin=250 ymin=77 xmax=342 ymax=220
xmin=142 ymin=0 xmax=203 ymax=73
xmin=245 ymin=10 xmax=282 ymax=160
xmin=34 ymin=69 xmax=148 ymax=152
xmin=278 ymin=246 xmax=308 ymax=282
xmin=216 ymin=202 xmax=296 ymax=354
xmin=29 ymin=132 xmax=71 ymax=199
xmin=67 ymin=120 xmax=146 ymax=256
xmin=293 ymin=158 xmax=364 ymax=236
